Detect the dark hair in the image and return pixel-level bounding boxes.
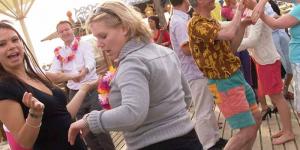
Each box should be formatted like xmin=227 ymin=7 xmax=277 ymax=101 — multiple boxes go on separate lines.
xmin=56 ymin=20 xmax=73 ymax=32
xmin=268 ymin=0 xmax=281 ymax=16
xmin=170 ymin=0 xmax=185 ymax=6
xmin=0 ymin=22 xmax=53 ymax=89
xmin=188 ymin=7 xmax=194 ymax=18
xmin=148 ymin=15 xmax=160 ymax=29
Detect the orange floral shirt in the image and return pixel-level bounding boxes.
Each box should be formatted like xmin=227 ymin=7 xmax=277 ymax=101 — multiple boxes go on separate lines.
xmin=188 ymin=14 xmax=240 ymax=79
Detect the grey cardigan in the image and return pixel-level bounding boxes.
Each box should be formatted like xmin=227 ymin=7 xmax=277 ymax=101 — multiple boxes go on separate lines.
xmin=87 ymin=38 xmax=194 ymax=150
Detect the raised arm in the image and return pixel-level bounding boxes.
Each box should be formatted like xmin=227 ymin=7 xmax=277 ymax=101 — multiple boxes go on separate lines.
xmin=250 ymin=0 xmax=292 ymax=22
xmin=231 ymin=17 xmax=254 ymax=52
xmin=217 ymin=0 xmax=245 ymax=40
xmin=45 ymin=71 xmax=78 ymax=84
xmin=66 ymin=79 xmax=99 ymax=118
xmin=0 ymin=92 xmax=44 ymax=149
xmin=261 ymin=12 xmax=299 ymax=29
xmin=251 ymin=0 xmax=268 ymax=22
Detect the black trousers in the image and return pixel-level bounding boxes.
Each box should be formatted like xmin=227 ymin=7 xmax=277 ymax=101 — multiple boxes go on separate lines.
xmin=140 ymin=129 xmax=203 ymax=150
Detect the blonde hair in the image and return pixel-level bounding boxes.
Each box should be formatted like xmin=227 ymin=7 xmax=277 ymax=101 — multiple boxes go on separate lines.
xmin=86 ymin=0 xmax=152 ymax=43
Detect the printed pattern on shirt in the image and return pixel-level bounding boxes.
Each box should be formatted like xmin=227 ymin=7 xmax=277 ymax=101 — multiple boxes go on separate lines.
xmin=188 ymin=14 xmax=241 ymax=79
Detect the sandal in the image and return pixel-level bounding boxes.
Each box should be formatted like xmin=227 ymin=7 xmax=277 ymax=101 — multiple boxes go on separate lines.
xmin=284 ymin=91 xmax=294 ymax=100
xmin=283 ymin=85 xmax=294 ymax=100
xmin=262 ymin=107 xmax=272 ymax=120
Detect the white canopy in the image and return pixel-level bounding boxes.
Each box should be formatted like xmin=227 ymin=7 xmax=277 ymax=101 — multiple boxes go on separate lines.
xmin=0 ymin=0 xmax=36 ymax=58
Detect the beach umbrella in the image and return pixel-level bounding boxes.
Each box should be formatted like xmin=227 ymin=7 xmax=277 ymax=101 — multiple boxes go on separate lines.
xmin=0 ymin=0 xmax=36 ymax=58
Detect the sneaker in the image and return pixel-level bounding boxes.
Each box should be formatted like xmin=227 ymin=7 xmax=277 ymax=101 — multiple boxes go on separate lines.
xmin=208 ymin=138 xmax=228 ymax=150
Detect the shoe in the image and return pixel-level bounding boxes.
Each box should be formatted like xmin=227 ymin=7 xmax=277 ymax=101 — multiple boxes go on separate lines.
xmin=272 ymin=107 xmax=278 ymax=114
xmin=262 ymin=107 xmax=272 ymax=120
xmin=208 ymin=138 xmax=228 ymax=150
xmin=284 ymin=91 xmax=294 ymax=100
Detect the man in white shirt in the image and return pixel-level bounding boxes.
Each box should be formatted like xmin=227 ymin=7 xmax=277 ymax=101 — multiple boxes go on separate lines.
xmin=47 ymin=21 xmax=115 ymax=150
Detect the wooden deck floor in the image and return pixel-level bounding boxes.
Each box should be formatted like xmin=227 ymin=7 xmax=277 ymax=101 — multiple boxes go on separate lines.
xmin=109 ymin=98 xmax=300 ymax=150
xmin=1 ymin=99 xmax=299 ymax=150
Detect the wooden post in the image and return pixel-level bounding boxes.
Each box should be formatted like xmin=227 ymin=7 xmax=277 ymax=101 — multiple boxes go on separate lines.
xmin=153 ymin=0 xmax=167 ymax=27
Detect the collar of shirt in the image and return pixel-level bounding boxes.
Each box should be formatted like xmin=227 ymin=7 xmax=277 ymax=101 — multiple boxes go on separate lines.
xmin=118 ymin=38 xmax=149 ymax=62
xmin=173 ymin=9 xmax=190 ymax=21
xmin=63 ymin=37 xmax=77 ymax=49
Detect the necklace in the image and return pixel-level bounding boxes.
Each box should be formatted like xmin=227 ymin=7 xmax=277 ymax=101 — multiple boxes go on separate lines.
xmin=54 ymin=37 xmax=80 ymax=63
xmin=97 ymin=66 xmax=116 ymax=110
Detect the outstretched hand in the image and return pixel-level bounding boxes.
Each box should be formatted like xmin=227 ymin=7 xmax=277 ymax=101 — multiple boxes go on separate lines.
xmin=241 ymin=16 xmax=255 ymax=27
xmin=244 ymin=0 xmax=257 ymax=10
xmin=250 ymin=0 xmax=266 ymax=23
xmin=237 ymin=0 xmax=246 ymax=13
xmin=68 ymin=118 xmax=90 ymax=145
xmin=22 ymin=92 xmax=44 ymax=113
xmin=80 ymin=79 xmax=99 ymax=93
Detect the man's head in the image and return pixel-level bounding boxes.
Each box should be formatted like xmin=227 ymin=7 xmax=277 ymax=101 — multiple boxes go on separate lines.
xmin=170 ymin=0 xmax=185 ymax=6
xmin=56 ymin=21 xmax=75 ymax=45
xmin=188 ymin=0 xmax=215 ymax=12
xmin=170 ymin=0 xmax=190 ymax=11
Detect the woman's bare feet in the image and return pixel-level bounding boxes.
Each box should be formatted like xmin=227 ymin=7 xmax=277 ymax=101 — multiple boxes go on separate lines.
xmin=272 ymin=131 xmax=295 ymax=145
xmin=271 ymin=131 xmax=283 ymax=138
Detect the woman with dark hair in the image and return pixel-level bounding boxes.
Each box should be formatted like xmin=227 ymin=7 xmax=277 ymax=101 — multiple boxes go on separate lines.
xmin=148 ymin=15 xmax=171 ymax=47
xmin=0 ymin=22 xmax=90 ymax=149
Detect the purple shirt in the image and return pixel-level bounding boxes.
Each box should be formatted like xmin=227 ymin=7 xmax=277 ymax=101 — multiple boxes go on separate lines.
xmin=169 ymin=9 xmax=204 ymax=81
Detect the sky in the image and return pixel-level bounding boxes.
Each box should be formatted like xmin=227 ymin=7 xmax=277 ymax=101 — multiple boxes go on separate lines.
xmin=0 ymin=0 xmax=101 ymax=67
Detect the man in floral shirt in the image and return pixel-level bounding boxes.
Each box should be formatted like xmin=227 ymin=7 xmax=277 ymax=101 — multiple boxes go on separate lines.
xmin=188 ymin=0 xmax=261 ymax=149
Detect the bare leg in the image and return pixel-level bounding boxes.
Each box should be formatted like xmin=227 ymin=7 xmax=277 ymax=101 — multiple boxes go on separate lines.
xmin=224 ymin=111 xmax=261 ymax=150
xmin=258 ymin=96 xmax=268 ymax=110
xmin=284 ymin=73 xmax=294 ymax=100
xmin=241 ymin=111 xmax=262 ymax=150
xmin=269 ymin=93 xmax=294 ymax=144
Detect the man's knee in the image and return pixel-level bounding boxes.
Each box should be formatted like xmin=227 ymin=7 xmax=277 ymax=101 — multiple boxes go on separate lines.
xmin=240 ymin=123 xmax=259 ymax=140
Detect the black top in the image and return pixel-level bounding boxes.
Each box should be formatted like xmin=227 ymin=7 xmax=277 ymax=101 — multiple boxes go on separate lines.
xmin=0 ymin=80 xmax=86 ymax=150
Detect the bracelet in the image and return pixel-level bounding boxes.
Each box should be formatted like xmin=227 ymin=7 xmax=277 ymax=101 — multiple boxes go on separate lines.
xmin=25 ymin=119 xmax=42 ymax=129
xmin=29 ymin=109 xmax=43 ymax=119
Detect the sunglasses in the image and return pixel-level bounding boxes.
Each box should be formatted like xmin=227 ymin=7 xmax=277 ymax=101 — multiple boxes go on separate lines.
xmin=89 ymin=7 xmax=121 ymax=22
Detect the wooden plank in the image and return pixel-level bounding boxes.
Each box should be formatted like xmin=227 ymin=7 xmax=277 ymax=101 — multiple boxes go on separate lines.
xmin=113 ymin=132 xmax=124 ymax=148
xmin=116 ymin=139 xmax=126 ymax=150
xmin=260 ymin=116 xmax=273 ymax=150
xmin=252 ymin=127 xmax=262 ymax=150
xmin=282 ymin=108 xmax=297 ymax=150
xmin=289 ymin=100 xmax=300 ymax=150
xmin=271 ymin=112 xmax=285 ymax=150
